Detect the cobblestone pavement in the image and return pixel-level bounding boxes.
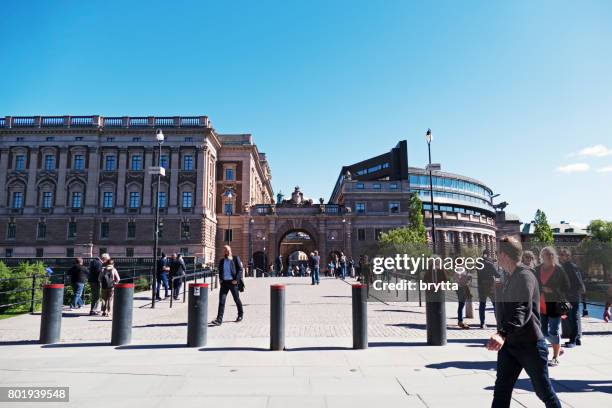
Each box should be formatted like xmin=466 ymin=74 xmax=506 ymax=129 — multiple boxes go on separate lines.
xmin=1 ymin=277 xmax=611 ymax=408
xmin=1 ymin=276 xmax=610 ymax=343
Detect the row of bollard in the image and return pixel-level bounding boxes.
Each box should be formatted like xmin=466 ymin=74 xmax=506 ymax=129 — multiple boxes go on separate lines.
xmin=40 ymin=282 xmax=439 ymax=350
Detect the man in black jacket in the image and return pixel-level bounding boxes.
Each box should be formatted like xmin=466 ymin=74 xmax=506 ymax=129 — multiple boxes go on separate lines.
xmin=559 ymin=249 xmax=585 ymax=347
xmin=477 ymin=249 xmax=500 ymax=328
xmin=69 ymin=257 xmax=89 ymax=310
xmin=211 ymin=245 xmax=244 ymax=326
xmin=88 ymin=254 xmax=107 ymax=315
xmin=487 ymin=237 xmax=560 ymax=408
xmin=169 ymin=253 xmax=186 ymax=300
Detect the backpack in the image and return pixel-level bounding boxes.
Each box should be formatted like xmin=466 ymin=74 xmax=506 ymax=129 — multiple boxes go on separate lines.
xmin=100 ymin=267 xmax=115 ymax=289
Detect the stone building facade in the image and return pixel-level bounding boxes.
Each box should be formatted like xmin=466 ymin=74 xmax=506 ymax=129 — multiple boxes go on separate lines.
xmin=0 ymin=116 xmax=224 ymax=262
xmin=1 ymin=116 xmax=499 ymax=268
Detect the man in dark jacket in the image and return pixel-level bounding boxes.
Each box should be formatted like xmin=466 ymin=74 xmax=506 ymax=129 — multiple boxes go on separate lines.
xmin=211 ymin=245 xmax=244 ymax=326
xmin=88 ymin=254 xmax=106 ymax=315
xmin=487 ymin=237 xmax=560 ymax=408
xmin=156 ymin=252 xmax=171 ymax=300
xmin=169 ymin=253 xmax=186 ymax=300
xmin=69 ymin=257 xmax=89 ymax=310
xmin=559 ymin=249 xmax=585 ymax=347
xmin=478 ymin=249 xmax=500 ymax=328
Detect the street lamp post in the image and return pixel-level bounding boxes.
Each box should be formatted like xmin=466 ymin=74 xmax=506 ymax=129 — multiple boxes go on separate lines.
xmin=249 ymin=218 xmax=254 ymax=277
xmin=425 ymin=128 xmax=436 ymax=254
xmin=424 ymin=128 xmax=446 ymax=346
xmin=224 ymin=188 xmax=234 ymax=245
xmin=151 ymin=129 xmax=165 ymax=309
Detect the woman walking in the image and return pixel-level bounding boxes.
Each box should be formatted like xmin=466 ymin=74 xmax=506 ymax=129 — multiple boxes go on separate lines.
xmin=99 ymin=256 xmax=120 ymax=317
xmin=535 ymin=247 xmax=570 ymax=367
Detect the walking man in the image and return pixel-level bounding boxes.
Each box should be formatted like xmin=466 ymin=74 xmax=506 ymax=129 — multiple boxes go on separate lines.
xmin=478 ymin=249 xmax=500 ymax=328
xmin=559 ymin=248 xmax=585 ymax=347
xmin=156 ymin=252 xmax=171 ymax=300
xmin=170 ymin=253 xmax=186 ymax=300
xmin=309 ymin=250 xmax=320 ymax=285
xmin=275 ymin=255 xmax=283 ymax=277
xmin=487 ymin=236 xmax=560 ymax=408
xmin=88 ymin=254 xmax=106 ymax=315
xmin=211 ymin=245 xmax=244 ymax=326
xmin=68 ymin=257 xmax=88 ymax=309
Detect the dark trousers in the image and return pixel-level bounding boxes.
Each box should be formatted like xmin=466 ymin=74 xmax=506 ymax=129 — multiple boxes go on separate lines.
xmin=172 ymin=276 xmax=183 ymax=299
xmin=479 ymin=294 xmax=496 ymax=326
xmin=457 ymin=301 xmax=466 ymax=322
xmin=492 ymin=339 xmax=561 ymax=408
xmin=567 ymin=301 xmax=581 ymax=343
xmin=89 ymin=281 xmax=100 ymax=313
xmin=156 ymin=272 xmax=169 ymax=298
xmin=216 ymin=281 xmax=244 ymax=321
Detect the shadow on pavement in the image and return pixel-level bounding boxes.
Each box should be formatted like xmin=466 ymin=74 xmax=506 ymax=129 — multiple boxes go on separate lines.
xmin=42 ymin=342 xmax=110 ymax=348
xmin=199 ymin=347 xmax=268 ymax=352
xmin=370 ymin=339 xmax=487 ymax=347
xmin=582 ymin=331 xmax=612 ymax=336
xmin=373 ymin=309 xmax=421 ymax=314
xmin=116 ymin=344 xmax=186 ymax=350
xmin=0 ymin=340 xmax=40 ymax=346
xmin=133 ymin=323 xmax=187 ymax=328
xmin=286 ymin=346 xmax=352 ymax=351
xmin=485 ymin=378 xmax=612 ymax=394
xmin=426 ymin=360 xmax=496 ymax=370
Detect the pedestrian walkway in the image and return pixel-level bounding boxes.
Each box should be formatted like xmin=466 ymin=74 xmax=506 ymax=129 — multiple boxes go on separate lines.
xmin=0 ymin=277 xmax=611 ymax=407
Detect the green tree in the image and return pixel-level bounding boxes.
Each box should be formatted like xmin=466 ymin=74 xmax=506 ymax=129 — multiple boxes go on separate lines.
xmin=407 ymin=193 xmax=427 ymax=243
xmin=587 ymin=219 xmax=612 ymax=242
xmin=0 ymin=262 xmax=47 ymax=315
xmin=533 ymin=209 xmax=554 ymax=244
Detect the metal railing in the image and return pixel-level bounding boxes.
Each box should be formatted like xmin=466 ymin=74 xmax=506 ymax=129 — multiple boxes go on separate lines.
xmin=168 ymin=268 xmax=217 ymax=308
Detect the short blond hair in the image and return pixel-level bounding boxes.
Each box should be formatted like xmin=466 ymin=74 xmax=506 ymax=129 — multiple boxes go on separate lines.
xmin=100 ymin=253 xmax=110 ymax=261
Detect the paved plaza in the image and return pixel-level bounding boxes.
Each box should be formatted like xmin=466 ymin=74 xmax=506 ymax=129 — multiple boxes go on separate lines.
xmin=1 ymin=277 xmax=611 ymax=407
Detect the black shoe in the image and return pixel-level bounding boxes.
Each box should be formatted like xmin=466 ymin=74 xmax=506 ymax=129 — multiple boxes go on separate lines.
xmin=155 ymin=296 xmax=162 ymax=301
xmin=575 ymin=339 xmax=582 ymax=346
xmin=210 ymin=319 xmax=222 ymax=326
xmin=236 ymin=316 xmax=243 ymax=322
xmin=582 ymin=310 xmax=589 ymax=317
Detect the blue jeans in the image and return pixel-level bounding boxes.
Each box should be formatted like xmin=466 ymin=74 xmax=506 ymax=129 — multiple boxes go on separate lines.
xmin=72 ymin=282 xmax=84 ymax=308
xmin=311 ymin=267 xmax=320 ymax=284
xmin=156 ymin=272 xmax=169 ymax=298
xmin=541 ymin=315 xmax=561 ymax=345
xmin=340 ymin=264 xmax=347 ymax=279
xmin=457 ymin=301 xmax=466 ymax=323
xmin=493 ymin=339 xmax=560 ymax=407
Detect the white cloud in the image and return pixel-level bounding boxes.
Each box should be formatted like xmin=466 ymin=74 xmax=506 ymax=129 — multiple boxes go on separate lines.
xmin=597 ymin=166 xmax=612 ymax=173
xmin=572 ymin=144 xmax=612 ymax=157
xmin=556 ymin=163 xmax=590 ymax=173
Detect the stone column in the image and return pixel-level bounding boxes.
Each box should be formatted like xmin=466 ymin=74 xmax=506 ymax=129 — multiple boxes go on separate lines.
xmin=84 ymin=147 xmax=99 ymax=214
xmin=55 ymin=147 xmax=69 ymax=213
xmin=142 ymin=148 xmax=153 ymax=212
xmin=0 ymin=148 xmax=9 ymax=210
xmin=24 ymin=147 xmax=39 ymax=213
xmin=116 ymin=149 xmax=128 ymax=212
xmin=169 ymin=147 xmax=180 ymax=214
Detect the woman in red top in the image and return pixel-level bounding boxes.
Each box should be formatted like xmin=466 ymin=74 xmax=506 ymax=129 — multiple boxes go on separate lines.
xmin=535 ymin=247 xmax=570 ymax=367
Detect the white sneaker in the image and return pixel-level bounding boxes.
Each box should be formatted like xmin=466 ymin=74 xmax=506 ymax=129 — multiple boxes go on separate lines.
xmin=548 ymin=358 xmax=560 ymax=367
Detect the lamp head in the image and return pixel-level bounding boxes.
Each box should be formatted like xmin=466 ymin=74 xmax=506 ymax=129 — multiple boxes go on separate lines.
xmin=155 ymin=129 xmax=165 ymax=143
xmin=425 ymin=128 xmax=432 ymax=144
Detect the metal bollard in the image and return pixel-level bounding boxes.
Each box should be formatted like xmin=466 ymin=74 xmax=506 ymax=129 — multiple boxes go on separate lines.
xmin=39 ymin=284 xmax=64 ymax=344
xmin=425 ymin=288 xmax=447 ymax=346
xmin=111 ymin=283 xmax=134 ymax=346
xmin=270 ymin=284 xmax=285 ymax=351
xmin=352 ymin=283 xmax=368 ymax=349
xmin=187 ymin=283 xmax=209 ymax=347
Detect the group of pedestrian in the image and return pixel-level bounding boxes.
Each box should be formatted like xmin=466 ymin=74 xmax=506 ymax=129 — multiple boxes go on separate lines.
xmin=327 ymin=252 xmax=354 ymax=279
xmin=67 ymin=253 xmax=119 ymax=317
xmin=155 ymin=252 xmax=186 ymax=301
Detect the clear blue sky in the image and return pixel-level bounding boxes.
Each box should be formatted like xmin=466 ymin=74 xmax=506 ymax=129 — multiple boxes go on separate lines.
xmin=2 ymin=0 xmax=611 ymax=225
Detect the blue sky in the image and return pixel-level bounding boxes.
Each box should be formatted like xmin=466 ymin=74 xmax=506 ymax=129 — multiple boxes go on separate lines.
xmin=1 ymin=0 xmax=611 ymax=225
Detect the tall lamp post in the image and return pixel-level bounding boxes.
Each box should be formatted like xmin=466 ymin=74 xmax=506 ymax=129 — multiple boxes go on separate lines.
xmin=424 ymin=128 xmax=446 ymax=346
xmin=425 ymin=128 xmax=436 ymax=254
xmin=224 ymin=188 xmax=234 ymax=245
xmin=151 ymin=129 xmax=165 ymax=308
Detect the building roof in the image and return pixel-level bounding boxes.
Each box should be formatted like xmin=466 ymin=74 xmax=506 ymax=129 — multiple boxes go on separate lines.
xmin=521 ymin=221 xmax=589 ymax=236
